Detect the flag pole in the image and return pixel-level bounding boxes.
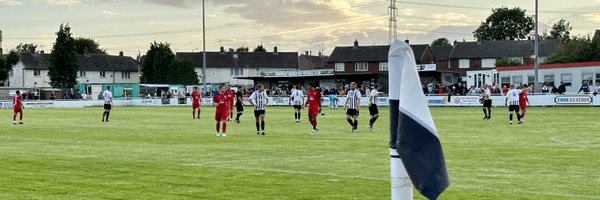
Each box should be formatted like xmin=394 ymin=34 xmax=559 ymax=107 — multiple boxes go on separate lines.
xmin=201 ymin=0 xmax=207 ymax=94
xmin=389 ymin=39 xmax=413 ymax=200
xmin=534 ymin=0 xmax=540 ymax=93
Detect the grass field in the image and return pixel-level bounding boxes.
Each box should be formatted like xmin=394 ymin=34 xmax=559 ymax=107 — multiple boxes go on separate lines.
xmin=1 ymin=106 xmax=600 ymax=199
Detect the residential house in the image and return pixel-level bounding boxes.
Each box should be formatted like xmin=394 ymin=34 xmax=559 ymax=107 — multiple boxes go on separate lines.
xmin=9 ymin=52 xmax=140 ymax=98
xmin=299 ymin=53 xmax=330 ymax=70
xmin=449 ymin=39 xmax=562 ymax=88
xmin=432 ymin=45 xmax=453 ymax=70
xmin=327 ymin=39 xmax=455 ymax=90
xmin=497 ymin=61 xmax=600 ymax=93
xmin=176 ymin=47 xmax=299 ymax=86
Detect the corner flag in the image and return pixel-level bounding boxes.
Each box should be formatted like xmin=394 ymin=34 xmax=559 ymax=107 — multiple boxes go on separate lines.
xmin=388 ymin=40 xmax=450 ymax=200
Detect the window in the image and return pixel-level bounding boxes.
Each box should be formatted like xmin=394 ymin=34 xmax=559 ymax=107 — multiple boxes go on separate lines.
xmin=33 ymin=69 xmax=41 ymax=77
xmin=512 ymin=76 xmax=523 ymax=86
xmin=122 ymin=71 xmax=131 ymax=79
xmin=582 ymin=73 xmax=593 ymax=84
xmin=501 ymin=76 xmax=511 ymax=87
xmin=230 ymin=68 xmax=244 ymax=76
xmin=459 ymin=59 xmax=470 ymax=68
xmin=355 ymin=62 xmax=368 ymax=71
xmin=100 ymin=71 xmax=106 ymax=78
xmin=379 ymin=62 xmax=388 ymax=71
xmin=481 ymin=58 xmax=496 ymax=68
xmin=544 ymin=74 xmax=555 ymax=87
xmin=528 ymin=75 xmax=535 ymax=86
xmin=79 ymin=71 xmax=86 ymax=77
xmin=256 ymin=68 xmax=260 ymax=75
xmin=561 ymin=73 xmax=572 ymax=86
xmin=596 ymin=73 xmax=600 ymax=84
xmin=335 ymin=63 xmax=345 ymax=72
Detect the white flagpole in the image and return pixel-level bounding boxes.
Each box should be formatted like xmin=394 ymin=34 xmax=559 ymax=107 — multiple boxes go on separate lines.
xmin=389 ymin=40 xmax=413 ymax=200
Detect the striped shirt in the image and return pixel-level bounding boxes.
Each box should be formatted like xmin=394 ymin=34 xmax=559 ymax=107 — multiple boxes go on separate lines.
xmin=102 ymin=90 xmax=112 ymax=104
xmin=290 ymin=90 xmax=304 ymax=106
xmin=508 ymin=89 xmax=520 ymax=106
xmin=346 ymin=89 xmax=362 ymax=109
xmin=369 ymin=89 xmax=378 ymax=104
xmin=483 ymin=88 xmax=491 ymax=100
xmin=251 ymin=91 xmax=268 ymax=110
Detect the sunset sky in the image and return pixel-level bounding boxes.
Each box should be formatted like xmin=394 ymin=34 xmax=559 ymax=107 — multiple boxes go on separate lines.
xmin=1 ymin=0 xmax=600 ymax=56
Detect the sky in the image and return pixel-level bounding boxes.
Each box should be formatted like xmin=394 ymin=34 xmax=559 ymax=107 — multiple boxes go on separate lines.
xmin=1 ymin=0 xmax=600 ymax=57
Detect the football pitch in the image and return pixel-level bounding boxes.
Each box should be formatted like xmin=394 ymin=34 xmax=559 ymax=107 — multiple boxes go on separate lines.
xmin=1 ymin=106 xmax=599 ymax=199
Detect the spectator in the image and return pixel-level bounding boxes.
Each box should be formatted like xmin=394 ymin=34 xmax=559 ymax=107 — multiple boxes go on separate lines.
xmin=558 ymin=82 xmax=566 ymax=95
xmin=422 ymin=84 xmax=428 ymax=94
xmin=593 ymin=82 xmax=600 ymax=96
xmin=551 ymin=84 xmax=559 ymax=94
xmin=541 ymin=83 xmax=549 ymax=94
xmin=502 ymin=85 xmax=509 ymax=95
xmin=578 ymin=81 xmax=590 ymax=94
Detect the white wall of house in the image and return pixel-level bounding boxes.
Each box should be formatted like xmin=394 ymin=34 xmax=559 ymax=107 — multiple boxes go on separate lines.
xmin=9 ymin=61 xmax=139 ymax=88
xmin=466 ymin=70 xmax=499 ymax=89
xmin=499 ymin=66 xmax=600 ymax=92
xmin=195 ymin=67 xmax=277 ymax=86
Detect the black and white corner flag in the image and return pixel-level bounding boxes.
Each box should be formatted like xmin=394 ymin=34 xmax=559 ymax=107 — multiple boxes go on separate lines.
xmin=388 ymin=40 xmax=450 ymax=200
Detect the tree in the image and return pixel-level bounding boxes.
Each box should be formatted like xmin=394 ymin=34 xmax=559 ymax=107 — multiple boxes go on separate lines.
xmin=0 ymin=51 xmax=19 ymax=86
xmin=74 ymin=37 xmax=106 ymax=54
xmin=142 ymin=42 xmax=198 ymax=84
xmin=473 ymin=7 xmax=534 ymax=41
xmin=495 ymin=57 xmax=525 ymax=67
xmin=48 ymin=23 xmax=79 ymax=89
xmin=431 ymin=38 xmax=451 ymax=47
xmin=14 ymin=43 xmax=38 ymax=54
xmin=545 ymin=19 xmax=572 ymax=42
xmin=545 ymin=35 xmax=600 ymax=64
xmin=235 ymin=46 xmax=249 ymax=52
xmin=253 ymin=44 xmax=267 ymax=52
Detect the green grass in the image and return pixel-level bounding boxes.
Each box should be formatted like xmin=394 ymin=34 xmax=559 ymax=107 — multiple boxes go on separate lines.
xmin=1 ymin=106 xmax=600 ymax=199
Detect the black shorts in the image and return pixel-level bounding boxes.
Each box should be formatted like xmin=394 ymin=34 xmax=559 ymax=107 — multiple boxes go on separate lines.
xmin=254 ymin=110 xmax=266 ymax=117
xmin=508 ymin=105 xmax=520 ymax=112
xmin=104 ymin=104 xmax=112 ymax=110
xmin=293 ymin=105 xmax=302 ymax=110
xmin=236 ymin=103 xmax=244 ymax=112
xmin=346 ymin=109 xmax=359 ymax=116
xmin=369 ymin=104 xmax=379 ymax=115
xmin=483 ymin=99 xmax=492 ymax=107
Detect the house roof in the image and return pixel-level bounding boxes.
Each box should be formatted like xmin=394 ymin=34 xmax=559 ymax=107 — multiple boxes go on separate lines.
xmin=449 ymin=39 xmax=561 ymax=59
xmin=327 ymin=44 xmax=429 ymax=63
xmin=19 ymin=53 xmax=139 ymax=71
xmin=594 ymin=29 xmax=600 ymax=41
xmin=299 ymin=55 xmax=329 ymax=69
xmin=176 ymin=51 xmax=299 ymax=69
xmin=432 ymin=46 xmax=453 ymax=61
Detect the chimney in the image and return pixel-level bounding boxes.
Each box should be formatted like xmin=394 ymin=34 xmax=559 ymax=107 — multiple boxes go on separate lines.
xmin=404 ymin=39 xmax=410 ymax=44
xmin=220 ymin=46 xmax=224 ymax=53
xmin=273 ymin=46 xmax=278 ymax=53
xmin=453 ymin=40 xmax=458 ymax=46
xmin=40 ymin=50 xmax=45 ymax=54
xmin=477 ymin=36 xmax=483 ymax=44
xmin=309 ymin=50 xmax=312 ymax=56
xmin=119 ymin=51 xmax=124 ymax=56
xmin=318 ymin=51 xmax=322 ymax=57
xmin=305 ymin=51 xmax=309 ymax=56
xmin=353 ymin=39 xmax=359 ymax=48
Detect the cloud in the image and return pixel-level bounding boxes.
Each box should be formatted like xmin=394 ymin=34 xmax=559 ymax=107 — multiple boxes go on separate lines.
xmin=43 ymin=0 xmax=82 ymax=5
xmin=0 ymin=0 xmax=21 ymax=6
xmin=583 ymin=13 xmax=600 ymax=23
xmin=101 ymin=9 xmax=118 ymax=15
xmin=432 ymin=12 xmax=478 ymax=27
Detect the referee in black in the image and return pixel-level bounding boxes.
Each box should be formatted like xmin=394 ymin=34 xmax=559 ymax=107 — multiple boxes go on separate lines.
xmin=234 ymin=86 xmax=245 ymax=123
xmin=250 ymin=84 xmax=269 ymax=135
xmin=344 ymin=82 xmax=362 ymax=133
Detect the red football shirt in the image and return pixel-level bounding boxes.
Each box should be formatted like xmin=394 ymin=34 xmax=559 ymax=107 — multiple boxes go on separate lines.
xmin=214 ymin=93 xmax=228 ymax=113
xmin=13 ymin=95 xmax=23 ymax=109
xmin=519 ymin=90 xmax=528 ymax=106
xmin=226 ymin=90 xmax=236 ymax=104
xmin=307 ymin=89 xmax=321 ymax=109
xmin=192 ymin=91 xmax=201 ymax=104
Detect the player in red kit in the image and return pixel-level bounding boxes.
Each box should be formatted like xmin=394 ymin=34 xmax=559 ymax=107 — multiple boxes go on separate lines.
xmin=191 ymin=87 xmax=202 ymax=119
xmin=519 ymin=84 xmax=530 ymax=124
xmin=13 ymin=90 xmax=24 ymax=125
xmin=304 ymin=83 xmax=321 ymax=134
xmin=214 ymin=86 xmax=229 ymax=136
xmin=225 ymin=84 xmax=236 ymax=121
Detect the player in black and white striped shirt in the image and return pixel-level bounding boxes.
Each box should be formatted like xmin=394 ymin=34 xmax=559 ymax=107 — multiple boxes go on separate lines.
xmin=344 ymin=82 xmax=362 ymax=133
xmin=289 ymin=85 xmax=304 ymax=123
xmin=506 ymin=83 xmax=522 ymax=125
xmin=250 ymin=84 xmax=269 ymax=135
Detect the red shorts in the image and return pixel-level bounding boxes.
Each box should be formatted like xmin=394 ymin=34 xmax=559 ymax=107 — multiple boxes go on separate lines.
xmin=215 ymin=111 xmax=228 ymax=121
xmin=193 ymin=102 xmax=201 ymax=109
xmin=308 ymin=107 xmax=319 ymax=117
xmin=14 ymin=107 xmax=23 ymax=113
xmin=520 ymin=105 xmax=527 ymax=110
xmin=229 ymin=102 xmax=234 ymax=110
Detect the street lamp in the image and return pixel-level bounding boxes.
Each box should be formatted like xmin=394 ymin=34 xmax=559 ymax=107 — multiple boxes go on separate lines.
xmin=534 ymin=0 xmax=540 ymax=93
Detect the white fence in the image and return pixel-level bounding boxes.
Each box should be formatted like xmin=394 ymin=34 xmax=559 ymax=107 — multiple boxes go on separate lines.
xmin=1 ymin=95 xmax=599 ymax=109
